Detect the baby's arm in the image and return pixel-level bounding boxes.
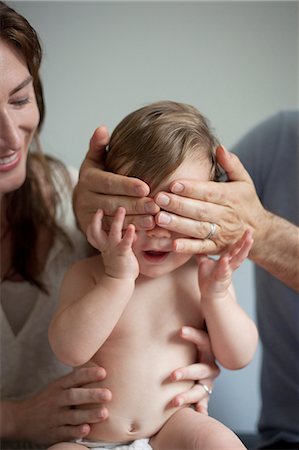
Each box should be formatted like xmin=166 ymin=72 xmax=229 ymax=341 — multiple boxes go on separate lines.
xmin=197 ymin=230 xmax=258 ymax=370
xmin=49 ymin=207 xmax=138 ymax=367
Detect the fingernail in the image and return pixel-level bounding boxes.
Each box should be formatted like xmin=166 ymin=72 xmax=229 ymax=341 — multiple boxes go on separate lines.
xmin=96 ymin=368 xmax=105 ymax=377
xmin=175 ymin=397 xmax=183 ymax=407
xmin=174 ymin=241 xmax=184 ymax=252
xmin=135 ymin=185 xmax=148 ymax=196
xmin=97 ymin=410 xmax=106 ymax=419
xmin=181 ymin=326 xmax=189 ymax=336
xmin=140 ymin=216 xmax=154 ymax=229
xmin=156 ymin=193 xmax=170 ymax=207
xmin=173 ymin=371 xmax=182 ymax=381
xmin=156 ymin=212 xmax=171 ymax=225
xmin=144 ymin=201 xmax=158 ymax=214
xmin=171 ymin=182 xmax=184 ymax=193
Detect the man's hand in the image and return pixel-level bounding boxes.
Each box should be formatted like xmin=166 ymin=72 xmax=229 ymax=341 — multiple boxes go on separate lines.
xmin=154 ymin=146 xmax=266 ymax=255
xmin=73 ymin=126 xmax=159 ymax=234
xmin=170 ymin=327 xmax=220 ymax=414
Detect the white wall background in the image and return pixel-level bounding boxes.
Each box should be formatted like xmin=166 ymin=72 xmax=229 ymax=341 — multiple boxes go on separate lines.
xmin=10 ymin=0 xmax=298 ymax=434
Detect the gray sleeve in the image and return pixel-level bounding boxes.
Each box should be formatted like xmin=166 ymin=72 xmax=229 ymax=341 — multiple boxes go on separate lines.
xmin=231 ymin=111 xmax=299 ymax=206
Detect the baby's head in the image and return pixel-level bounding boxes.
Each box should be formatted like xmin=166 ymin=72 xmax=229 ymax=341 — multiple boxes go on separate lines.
xmin=106 ymin=100 xmax=221 ymax=192
xmin=106 ymin=101 xmax=222 ymax=278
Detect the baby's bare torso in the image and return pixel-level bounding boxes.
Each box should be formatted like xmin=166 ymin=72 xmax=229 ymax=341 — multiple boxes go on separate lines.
xmin=85 ymin=259 xmax=203 ymax=442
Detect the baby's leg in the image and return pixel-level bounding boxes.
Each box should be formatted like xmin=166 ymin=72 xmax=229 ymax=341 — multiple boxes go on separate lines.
xmin=47 ymin=443 xmax=87 ymax=450
xmin=150 ymin=407 xmax=246 ymax=450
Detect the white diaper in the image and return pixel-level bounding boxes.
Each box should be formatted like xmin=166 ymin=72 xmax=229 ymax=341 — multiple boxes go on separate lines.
xmin=75 ymin=438 xmax=151 ymax=450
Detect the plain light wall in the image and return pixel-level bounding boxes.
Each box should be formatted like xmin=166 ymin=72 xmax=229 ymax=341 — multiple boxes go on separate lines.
xmin=10 ymin=0 xmax=298 ymax=434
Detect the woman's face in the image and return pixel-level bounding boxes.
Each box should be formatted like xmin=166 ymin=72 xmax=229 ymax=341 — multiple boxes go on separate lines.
xmin=0 ymin=40 xmax=40 ymax=196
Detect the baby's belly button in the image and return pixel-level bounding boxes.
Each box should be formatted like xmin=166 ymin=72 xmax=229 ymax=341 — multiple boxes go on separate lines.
xmin=89 ymin=416 xmax=154 ymax=441
xmin=128 ymin=420 xmax=140 ymax=434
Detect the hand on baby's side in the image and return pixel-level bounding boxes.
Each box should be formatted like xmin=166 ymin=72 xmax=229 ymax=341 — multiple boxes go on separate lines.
xmin=197 ymin=229 xmax=253 ymax=299
xmin=86 ymin=207 xmax=139 ymax=280
xmin=171 ymin=327 xmax=220 ymax=414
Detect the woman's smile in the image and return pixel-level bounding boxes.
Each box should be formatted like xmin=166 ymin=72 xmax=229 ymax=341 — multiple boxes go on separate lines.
xmin=0 ymin=150 xmax=21 ymax=172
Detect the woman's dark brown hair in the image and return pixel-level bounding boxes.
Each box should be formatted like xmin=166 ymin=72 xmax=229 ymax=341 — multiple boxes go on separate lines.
xmin=106 ymin=100 xmax=222 ymax=192
xmin=0 ymin=1 xmax=72 ymax=291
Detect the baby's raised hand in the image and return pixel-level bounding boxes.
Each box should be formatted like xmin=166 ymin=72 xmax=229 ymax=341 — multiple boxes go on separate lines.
xmin=196 ymin=229 xmax=253 ymax=299
xmin=87 ymin=207 xmax=139 ymax=280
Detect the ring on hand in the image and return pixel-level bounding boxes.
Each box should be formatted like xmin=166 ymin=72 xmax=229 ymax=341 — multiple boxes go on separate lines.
xmin=205 ymin=222 xmax=216 ymax=240
xmin=198 ymin=382 xmax=213 ymax=396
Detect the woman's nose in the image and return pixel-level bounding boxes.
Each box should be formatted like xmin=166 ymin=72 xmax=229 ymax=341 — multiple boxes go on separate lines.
xmin=146 ymin=226 xmax=171 ymax=239
xmin=0 ymin=111 xmax=22 ymax=151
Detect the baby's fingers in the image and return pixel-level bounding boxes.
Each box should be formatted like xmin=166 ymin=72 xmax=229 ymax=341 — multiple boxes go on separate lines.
xmin=87 ymin=209 xmax=107 ymax=250
xmin=109 ymin=207 xmax=127 ymax=244
xmin=119 ymin=224 xmax=136 ymax=253
xmin=228 ymin=229 xmax=253 ymax=270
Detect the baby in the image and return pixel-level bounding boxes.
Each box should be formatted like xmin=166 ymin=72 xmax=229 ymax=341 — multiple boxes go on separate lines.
xmin=48 ymin=101 xmax=258 ymax=450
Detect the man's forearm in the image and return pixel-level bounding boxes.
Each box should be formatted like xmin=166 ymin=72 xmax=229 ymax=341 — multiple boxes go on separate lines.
xmin=250 ymin=210 xmax=299 ymax=292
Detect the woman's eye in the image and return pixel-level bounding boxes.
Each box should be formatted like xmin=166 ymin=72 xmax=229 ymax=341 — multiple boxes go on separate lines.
xmin=11 ymin=97 xmax=30 ymax=107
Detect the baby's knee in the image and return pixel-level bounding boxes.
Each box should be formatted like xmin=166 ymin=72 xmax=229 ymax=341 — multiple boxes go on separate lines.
xmin=193 ymin=420 xmax=246 ymax=450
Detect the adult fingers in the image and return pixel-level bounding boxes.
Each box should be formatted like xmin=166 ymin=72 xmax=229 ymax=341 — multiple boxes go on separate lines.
xmin=177 ymin=327 xmax=220 ymax=372
xmin=179 ymin=327 xmax=212 ymax=352
xmin=155 ymin=192 xmax=226 ymax=220
xmin=172 ymin=382 xmax=211 ymax=408
xmin=52 ymin=423 xmax=91 ymax=442
xmin=60 ymin=386 xmax=112 ymax=407
xmin=195 ymin=399 xmax=209 ymax=415
xmin=81 ymin=168 xmax=150 ymax=198
xmin=78 ymin=191 xmax=158 ymax=217
xmin=172 ymin=362 xmax=220 ymax=383
xmin=155 ymin=209 xmax=220 ymax=240
xmin=77 ymin=126 xmax=149 ymax=199
xmin=164 ymin=147 xmax=252 ymax=205
xmin=63 ymin=404 xmax=109 ymax=425
xmin=154 ymin=203 xmax=245 ymax=255
xmin=158 ymin=148 xmax=253 ymax=212
xmin=74 ymin=189 xmax=157 ymax=235
xmin=154 ymin=193 xmax=244 ymax=243
xmin=216 ymin=146 xmax=253 ymax=183
xmin=173 ymin=237 xmax=218 ymax=255
xmin=58 ymin=366 xmax=107 ymax=390
xmin=85 ymin=126 xmax=110 ymax=165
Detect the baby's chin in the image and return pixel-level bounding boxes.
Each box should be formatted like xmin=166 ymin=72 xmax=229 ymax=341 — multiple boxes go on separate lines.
xmin=137 ymin=252 xmax=174 ymax=279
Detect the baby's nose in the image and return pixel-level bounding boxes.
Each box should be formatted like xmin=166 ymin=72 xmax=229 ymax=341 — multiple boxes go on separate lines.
xmin=146 ymin=226 xmax=171 ymax=239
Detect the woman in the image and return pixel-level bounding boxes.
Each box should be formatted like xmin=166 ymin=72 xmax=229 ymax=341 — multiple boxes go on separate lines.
xmin=0 ymin=2 xmax=111 ymax=445
xmin=0 ymin=2 xmax=219 ymax=447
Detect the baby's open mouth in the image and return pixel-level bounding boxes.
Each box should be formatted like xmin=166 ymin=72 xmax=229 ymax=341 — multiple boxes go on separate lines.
xmin=142 ymin=251 xmax=170 ymax=262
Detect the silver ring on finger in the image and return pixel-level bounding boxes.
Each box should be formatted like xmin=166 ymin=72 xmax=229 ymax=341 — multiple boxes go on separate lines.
xmin=205 ymin=222 xmax=216 ymax=240
xmin=197 ymin=382 xmax=213 ymax=396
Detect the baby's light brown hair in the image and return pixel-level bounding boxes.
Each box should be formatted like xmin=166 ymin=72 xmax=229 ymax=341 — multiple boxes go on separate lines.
xmin=106 ymin=100 xmax=222 ymax=192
